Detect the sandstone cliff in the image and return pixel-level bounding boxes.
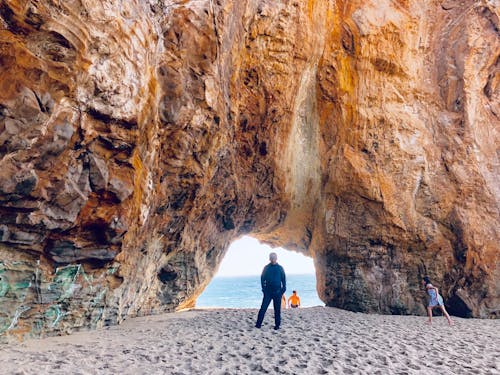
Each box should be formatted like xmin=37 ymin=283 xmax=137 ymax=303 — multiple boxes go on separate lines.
xmin=0 ymin=0 xmax=498 ymax=340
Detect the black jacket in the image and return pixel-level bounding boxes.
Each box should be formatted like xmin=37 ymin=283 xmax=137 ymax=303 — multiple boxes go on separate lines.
xmin=261 ymin=263 xmax=286 ymax=295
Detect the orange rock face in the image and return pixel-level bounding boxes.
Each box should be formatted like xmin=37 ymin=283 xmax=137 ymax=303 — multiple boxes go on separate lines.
xmin=0 ymin=0 xmax=498 ymax=339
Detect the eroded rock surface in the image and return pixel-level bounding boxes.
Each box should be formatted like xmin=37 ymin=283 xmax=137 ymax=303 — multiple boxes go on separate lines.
xmin=0 ymin=0 xmax=498 ymax=340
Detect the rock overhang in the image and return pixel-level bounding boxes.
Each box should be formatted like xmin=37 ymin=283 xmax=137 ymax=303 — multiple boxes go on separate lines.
xmin=0 ymin=0 xmax=498 ymax=341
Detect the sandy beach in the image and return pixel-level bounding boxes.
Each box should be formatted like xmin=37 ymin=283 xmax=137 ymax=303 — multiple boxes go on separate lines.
xmin=0 ymin=307 xmax=498 ymax=374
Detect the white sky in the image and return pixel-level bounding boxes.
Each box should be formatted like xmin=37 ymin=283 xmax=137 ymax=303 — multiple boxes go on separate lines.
xmin=215 ymin=236 xmax=316 ymax=277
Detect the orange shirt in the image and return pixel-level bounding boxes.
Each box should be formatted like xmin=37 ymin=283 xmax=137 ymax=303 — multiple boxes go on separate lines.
xmin=288 ymin=295 xmax=300 ymax=305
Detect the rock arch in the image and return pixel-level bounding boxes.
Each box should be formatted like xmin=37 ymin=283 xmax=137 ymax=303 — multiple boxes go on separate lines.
xmin=0 ymin=0 xmax=498 ymax=340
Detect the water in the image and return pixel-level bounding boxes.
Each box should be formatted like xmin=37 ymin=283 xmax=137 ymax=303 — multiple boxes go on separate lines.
xmin=196 ymin=274 xmax=324 ymax=308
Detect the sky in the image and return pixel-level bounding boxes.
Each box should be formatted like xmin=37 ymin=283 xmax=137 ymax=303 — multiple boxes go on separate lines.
xmin=215 ymin=236 xmax=316 ymax=277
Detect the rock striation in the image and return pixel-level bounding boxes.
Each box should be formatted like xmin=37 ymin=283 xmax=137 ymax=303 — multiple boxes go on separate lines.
xmin=0 ymin=0 xmax=498 ymax=340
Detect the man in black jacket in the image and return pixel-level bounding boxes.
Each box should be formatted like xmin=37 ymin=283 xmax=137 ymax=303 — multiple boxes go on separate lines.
xmin=255 ymin=252 xmax=286 ymax=330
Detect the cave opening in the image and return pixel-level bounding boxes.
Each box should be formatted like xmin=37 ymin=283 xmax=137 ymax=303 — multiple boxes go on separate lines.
xmin=196 ymin=236 xmax=323 ymax=309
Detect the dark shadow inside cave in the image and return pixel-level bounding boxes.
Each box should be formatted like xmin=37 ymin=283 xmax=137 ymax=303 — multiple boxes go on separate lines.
xmin=446 ymin=294 xmax=473 ymax=318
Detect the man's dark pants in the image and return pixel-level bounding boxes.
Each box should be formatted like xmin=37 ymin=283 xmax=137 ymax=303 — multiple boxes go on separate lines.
xmin=256 ymin=291 xmax=282 ymax=328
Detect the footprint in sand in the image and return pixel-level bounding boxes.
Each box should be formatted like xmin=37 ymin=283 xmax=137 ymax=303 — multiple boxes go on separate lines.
xmin=341 ymin=366 xmax=356 ymax=374
xmin=250 ymin=363 xmax=269 ymax=373
xmin=322 ymin=357 xmax=334 ymax=366
xmin=407 ymin=362 xmax=421 ymax=370
xmin=241 ymin=352 xmax=252 ymax=359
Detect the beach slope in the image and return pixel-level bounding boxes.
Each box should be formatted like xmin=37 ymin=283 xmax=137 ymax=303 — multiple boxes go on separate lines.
xmin=0 ymin=307 xmax=498 ymax=374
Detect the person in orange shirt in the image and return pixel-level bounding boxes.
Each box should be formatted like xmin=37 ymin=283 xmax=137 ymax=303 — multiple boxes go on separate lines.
xmin=288 ymin=290 xmax=300 ymax=308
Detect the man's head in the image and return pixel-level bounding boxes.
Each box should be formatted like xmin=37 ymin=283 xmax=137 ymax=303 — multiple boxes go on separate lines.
xmin=269 ymin=252 xmax=277 ymax=264
xmin=292 ymin=290 xmax=297 ymax=295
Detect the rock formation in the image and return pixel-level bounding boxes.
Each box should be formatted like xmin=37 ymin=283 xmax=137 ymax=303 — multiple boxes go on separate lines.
xmin=0 ymin=0 xmax=498 ymax=340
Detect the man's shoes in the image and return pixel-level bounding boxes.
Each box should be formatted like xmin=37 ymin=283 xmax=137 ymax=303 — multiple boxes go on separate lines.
xmin=274 ymin=326 xmax=280 ymax=330
xmin=255 ymin=324 xmax=261 ymax=329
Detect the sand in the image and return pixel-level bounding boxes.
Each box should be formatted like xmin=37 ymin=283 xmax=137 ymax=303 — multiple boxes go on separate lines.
xmin=0 ymin=307 xmax=499 ymax=374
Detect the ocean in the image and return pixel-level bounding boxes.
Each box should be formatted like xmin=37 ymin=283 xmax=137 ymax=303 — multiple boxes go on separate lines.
xmin=196 ymin=273 xmax=324 ymax=309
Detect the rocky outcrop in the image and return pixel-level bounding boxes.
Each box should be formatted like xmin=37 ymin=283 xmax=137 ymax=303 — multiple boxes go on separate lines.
xmin=0 ymin=0 xmax=498 ymax=340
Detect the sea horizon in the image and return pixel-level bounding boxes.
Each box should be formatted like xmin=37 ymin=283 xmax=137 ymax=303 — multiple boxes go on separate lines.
xmin=213 ymin=272 xmax=316 ymax=278
xmin=197 ymin=273 xmax=324 ymax=309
